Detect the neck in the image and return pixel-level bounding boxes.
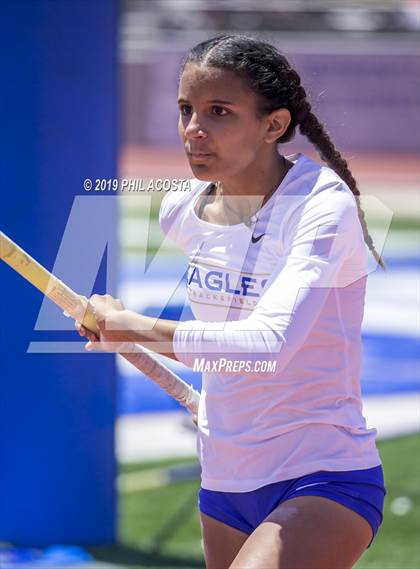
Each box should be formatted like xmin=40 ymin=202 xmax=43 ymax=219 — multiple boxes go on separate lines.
xmin=215 ymin=151 xmax=291 ymax=220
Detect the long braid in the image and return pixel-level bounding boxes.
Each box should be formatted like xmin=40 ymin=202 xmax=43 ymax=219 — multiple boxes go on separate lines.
xmin=180 ymin=34 xmax=385 ymax=269
xmin=285 ymin=73 xmax=385 ymax=269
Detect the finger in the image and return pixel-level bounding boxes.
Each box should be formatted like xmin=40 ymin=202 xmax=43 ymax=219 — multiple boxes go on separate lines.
xmin=85 ymin=330 xmax=98 ymax=343
xmin=89 ymin=294 xmax=107 ymax=310
xmin=85 ymin=340 xmax=108 ymax=353
xmin=75 ymin=321 xmax=86 ymax=335
xmin=80 ymin=323 xmax=98 ymax=341
xmin=85 ymin=340 xmax=102 ymax=351
xmin=76 ymin=323 xmax=87 ymax=337
xmin=75 ymin=321 xmax=97 ymax=341
xmin=115 ymin=298 xmax=124 ymax=310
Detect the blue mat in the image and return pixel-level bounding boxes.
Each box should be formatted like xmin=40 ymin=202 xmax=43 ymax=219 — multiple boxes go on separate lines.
xmin=0 ymin=546 xmax=93 ymax=567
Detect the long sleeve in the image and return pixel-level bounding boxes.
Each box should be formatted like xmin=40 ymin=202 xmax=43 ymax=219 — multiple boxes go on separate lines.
xmin=173 ymin=184 xmax=367 ymax=373
xmin=166 ymin=156 xmax=380 ymax=493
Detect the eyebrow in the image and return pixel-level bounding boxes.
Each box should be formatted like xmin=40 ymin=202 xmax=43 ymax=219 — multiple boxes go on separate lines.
xmin=177 ymin=98 xmax=235 ymax=105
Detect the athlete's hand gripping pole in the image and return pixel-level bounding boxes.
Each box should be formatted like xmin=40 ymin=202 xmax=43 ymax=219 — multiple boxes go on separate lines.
xmin=0 ymin=231 xmax=200 ymax=414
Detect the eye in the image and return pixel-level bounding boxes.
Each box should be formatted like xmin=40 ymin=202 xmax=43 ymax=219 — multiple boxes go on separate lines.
xmin=179 ymin=104 xmax=192 ymax=116
xmin=211 ymin=106 xmax=228 ymax=117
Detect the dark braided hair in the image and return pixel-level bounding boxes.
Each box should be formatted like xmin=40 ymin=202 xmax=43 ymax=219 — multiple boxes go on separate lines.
xmin=179 ymin=34 xmax=385 ymax=269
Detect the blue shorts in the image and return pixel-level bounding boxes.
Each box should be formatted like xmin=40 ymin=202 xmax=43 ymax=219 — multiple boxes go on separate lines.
xmin=199 ymin=465 xmax=386 ymax=548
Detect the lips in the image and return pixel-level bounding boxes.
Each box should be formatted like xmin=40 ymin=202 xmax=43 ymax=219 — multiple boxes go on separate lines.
xmin=187 ymin=152 xmax=214 ymax=163
xmin=187 ymin=152 xmax=213 ymax=157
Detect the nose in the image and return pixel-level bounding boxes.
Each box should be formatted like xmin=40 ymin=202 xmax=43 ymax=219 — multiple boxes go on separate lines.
xmin=184 ymin=112 xmax=207 ymax=140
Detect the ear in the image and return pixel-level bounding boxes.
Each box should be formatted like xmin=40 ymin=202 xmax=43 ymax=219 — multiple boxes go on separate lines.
xmin=264 ymin=108 xmax=291 ymax=143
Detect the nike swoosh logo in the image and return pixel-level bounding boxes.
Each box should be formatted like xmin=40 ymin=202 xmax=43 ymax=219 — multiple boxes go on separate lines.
xmin=251 ymin=233 xmax=265 ymax=244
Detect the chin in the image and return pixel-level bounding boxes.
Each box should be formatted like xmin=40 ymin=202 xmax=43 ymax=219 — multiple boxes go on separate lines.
xmin=189 ymin=164 xmax=217 ymax=181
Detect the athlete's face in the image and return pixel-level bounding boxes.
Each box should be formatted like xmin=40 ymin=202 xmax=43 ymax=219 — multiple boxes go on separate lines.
xmin=178 ymin=64 xmax=277 ymax=181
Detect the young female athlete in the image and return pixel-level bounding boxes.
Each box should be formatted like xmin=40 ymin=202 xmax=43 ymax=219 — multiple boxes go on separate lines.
xmin=78 ymin=35 xmax=386 ymax=568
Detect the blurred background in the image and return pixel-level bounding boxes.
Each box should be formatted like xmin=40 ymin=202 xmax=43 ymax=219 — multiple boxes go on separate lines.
xmin=118 ymin=0 xmax=419 ymax=416
xmin=0 ymin=1 xmax=418 ymax=568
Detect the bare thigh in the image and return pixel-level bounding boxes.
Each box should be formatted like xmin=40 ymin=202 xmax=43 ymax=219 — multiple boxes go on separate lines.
xmin=200 ymin=512 xmax=249 ymax=569
xmin=230 ymin=495 xmax=373 ymax=569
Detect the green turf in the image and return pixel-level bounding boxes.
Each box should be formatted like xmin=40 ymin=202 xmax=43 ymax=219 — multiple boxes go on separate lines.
xmin=354 ymin=434 xmax=420 ymax=569
xmin=89 ymin=434 xmax=419 ymax=568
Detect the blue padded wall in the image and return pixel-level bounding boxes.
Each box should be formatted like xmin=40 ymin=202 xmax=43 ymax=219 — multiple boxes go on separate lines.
xmin=0 ymin=0 xmax=118 ymax=545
